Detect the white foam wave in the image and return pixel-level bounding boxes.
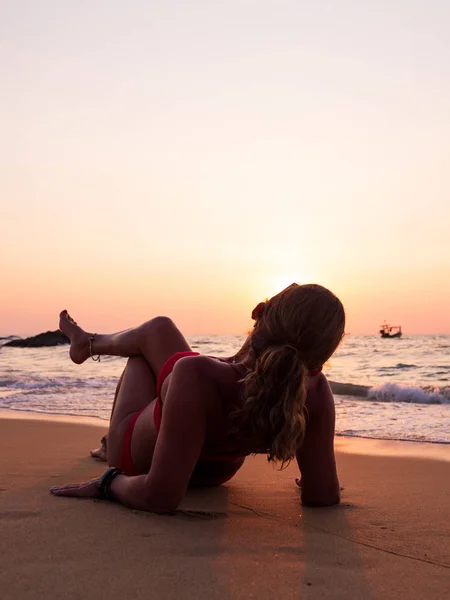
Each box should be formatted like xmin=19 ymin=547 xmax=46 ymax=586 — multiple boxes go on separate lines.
xmin=367 ymin=383 xmax=450 ymax=405
xmin=0 ymin=375 xmax=118 ymax=391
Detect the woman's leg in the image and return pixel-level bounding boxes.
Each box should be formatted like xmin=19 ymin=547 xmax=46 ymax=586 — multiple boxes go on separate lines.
xmin=59 ymin=312 xmax=191 ymax=368
xmin=90 ymin=368 xmax=126 ymax=460
xmin=59 ymin=311 xmax=193 ymax=464
xmin=106 ymin=356 xmax=159 ymax=469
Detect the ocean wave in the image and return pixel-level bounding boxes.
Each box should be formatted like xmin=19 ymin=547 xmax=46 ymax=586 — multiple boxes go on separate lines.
xmin=3 ymin=370 xmax=450 ymax=407
xmin=0 ymin=378 xmax=18 ymax=387
xmin=378 ymin=364 xmax=418 ymax=372
xmin=0 ymin=378 xmax=66 ymax=390
xmin=335 ymin=432 xmax=450 ymax=444
xmin=367 ymin=383 xmax=449 ymax=405
xmin=330 ymin=380 xmax=450 ymax=405
xmin=0 ymin=375 xmax=118 ymax=391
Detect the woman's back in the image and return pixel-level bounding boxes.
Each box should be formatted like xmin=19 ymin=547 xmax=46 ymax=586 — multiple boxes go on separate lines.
xmin=154 ymin=355 xmax=338 ymax=494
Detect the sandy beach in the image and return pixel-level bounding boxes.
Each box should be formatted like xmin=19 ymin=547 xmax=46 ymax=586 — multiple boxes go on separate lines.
xmin=0 ymin=413 xmax=449 ymax=600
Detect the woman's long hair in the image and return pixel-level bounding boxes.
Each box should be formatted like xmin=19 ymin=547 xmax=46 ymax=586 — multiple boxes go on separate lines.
xmin=235 ymin=283 xmax=345 ymax=467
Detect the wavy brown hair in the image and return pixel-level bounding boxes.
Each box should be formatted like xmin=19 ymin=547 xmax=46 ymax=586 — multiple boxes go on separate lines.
xmin=235 ymin=283 xmax=345 ymax=467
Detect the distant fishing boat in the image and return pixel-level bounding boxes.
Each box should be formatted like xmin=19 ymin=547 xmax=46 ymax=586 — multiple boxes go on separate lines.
xmin=379 ymin=323 xmax=402 ymax=338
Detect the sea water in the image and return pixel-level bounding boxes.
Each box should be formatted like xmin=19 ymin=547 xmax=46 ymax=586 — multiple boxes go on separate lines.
xmin=0 ymin=334 xmax=449 ymax=444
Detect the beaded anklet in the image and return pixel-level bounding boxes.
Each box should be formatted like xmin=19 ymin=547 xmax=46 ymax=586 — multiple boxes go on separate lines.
xmin=89 ymin=334 xmax=101 ymax=362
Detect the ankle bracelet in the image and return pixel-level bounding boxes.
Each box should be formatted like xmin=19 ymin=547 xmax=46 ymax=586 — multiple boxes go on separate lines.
xmin=89 ymin=334 xmax=101 ymax=362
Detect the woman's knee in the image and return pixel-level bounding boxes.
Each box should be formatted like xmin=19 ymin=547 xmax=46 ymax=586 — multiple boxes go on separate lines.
xmin=139 ymin=316 xmax=187 ymax=349
xmin=137 ymin=316 xmax=190 ymax=369
xmin=141 ymin=316 xmax=177 ymax=337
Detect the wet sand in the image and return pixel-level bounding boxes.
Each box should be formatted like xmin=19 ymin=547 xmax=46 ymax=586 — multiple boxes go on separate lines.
xmin=0 ymin=413 xmax=449 ymax=599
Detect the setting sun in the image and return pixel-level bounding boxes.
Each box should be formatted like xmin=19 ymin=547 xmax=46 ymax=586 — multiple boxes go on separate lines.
xmin=267 ymin=271 xmax=314 ymax=298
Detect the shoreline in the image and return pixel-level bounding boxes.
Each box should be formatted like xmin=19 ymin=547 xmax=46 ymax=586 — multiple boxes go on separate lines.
xmin=0 ymin=406 xmax=106 ymax=427
xmin=2 ymin=407 xmax=450 ymax=462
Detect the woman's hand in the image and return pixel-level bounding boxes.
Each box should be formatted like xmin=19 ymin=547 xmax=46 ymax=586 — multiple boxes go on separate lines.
xmin=50 ymin=478 xmax=101 ymax=499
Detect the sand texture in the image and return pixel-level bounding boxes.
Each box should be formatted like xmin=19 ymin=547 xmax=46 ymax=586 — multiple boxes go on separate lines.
xmin=0 ymin=415 xmax=449 ymax=600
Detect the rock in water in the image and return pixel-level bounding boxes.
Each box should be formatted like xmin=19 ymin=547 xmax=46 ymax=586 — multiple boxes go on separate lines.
xmin=4 ymin=330 xmax=69 ymax=347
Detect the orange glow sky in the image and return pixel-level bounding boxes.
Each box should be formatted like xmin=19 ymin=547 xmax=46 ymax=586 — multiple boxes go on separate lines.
xmin=2 ymin=1 xmax=450 ymax=336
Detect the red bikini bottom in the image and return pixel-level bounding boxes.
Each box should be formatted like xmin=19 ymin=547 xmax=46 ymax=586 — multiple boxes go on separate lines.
xmin=119 ymin=351 xmax=245 ymax=485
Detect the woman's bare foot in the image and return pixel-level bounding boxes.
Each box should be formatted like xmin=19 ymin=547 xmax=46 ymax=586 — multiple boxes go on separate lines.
xmin=59 ymin=310 xmax=92 ymax=364
xmin=90 ymin=435 xmax=108 ymax=462
xmin=90 ymin=447 xmax=107 ymax=461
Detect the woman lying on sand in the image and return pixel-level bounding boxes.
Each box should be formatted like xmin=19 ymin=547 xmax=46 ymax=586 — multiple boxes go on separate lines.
xmin=51 ymin=283 xmax=345 ymax=512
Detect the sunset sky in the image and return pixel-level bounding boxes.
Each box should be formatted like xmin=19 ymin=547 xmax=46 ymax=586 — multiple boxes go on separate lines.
xmin=2 ymin=1 xmax=449 ymax=336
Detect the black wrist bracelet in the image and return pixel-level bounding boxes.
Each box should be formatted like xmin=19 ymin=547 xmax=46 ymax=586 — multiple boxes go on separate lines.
xmin=99 ymin=467 xmax=124 ymax=501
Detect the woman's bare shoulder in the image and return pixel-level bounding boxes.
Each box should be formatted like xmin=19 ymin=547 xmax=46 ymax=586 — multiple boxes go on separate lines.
xmin=305 ymin=373 xmax=335 ymax=416
xmin=171 ymin=354 xmax=239 ymax=382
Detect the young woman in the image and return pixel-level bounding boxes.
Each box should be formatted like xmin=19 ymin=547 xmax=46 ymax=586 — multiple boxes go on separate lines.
xmin=51 ymin=283 xmax=345 ymax=512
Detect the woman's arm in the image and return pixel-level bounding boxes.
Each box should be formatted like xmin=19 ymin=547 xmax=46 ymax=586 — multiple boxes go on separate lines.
xmin=296 ymin=377 xmax=340 ymax=507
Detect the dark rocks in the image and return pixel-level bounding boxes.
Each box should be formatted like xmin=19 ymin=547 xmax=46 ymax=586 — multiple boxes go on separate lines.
xmin=4 ymin=330 xmax=69 ymax=347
